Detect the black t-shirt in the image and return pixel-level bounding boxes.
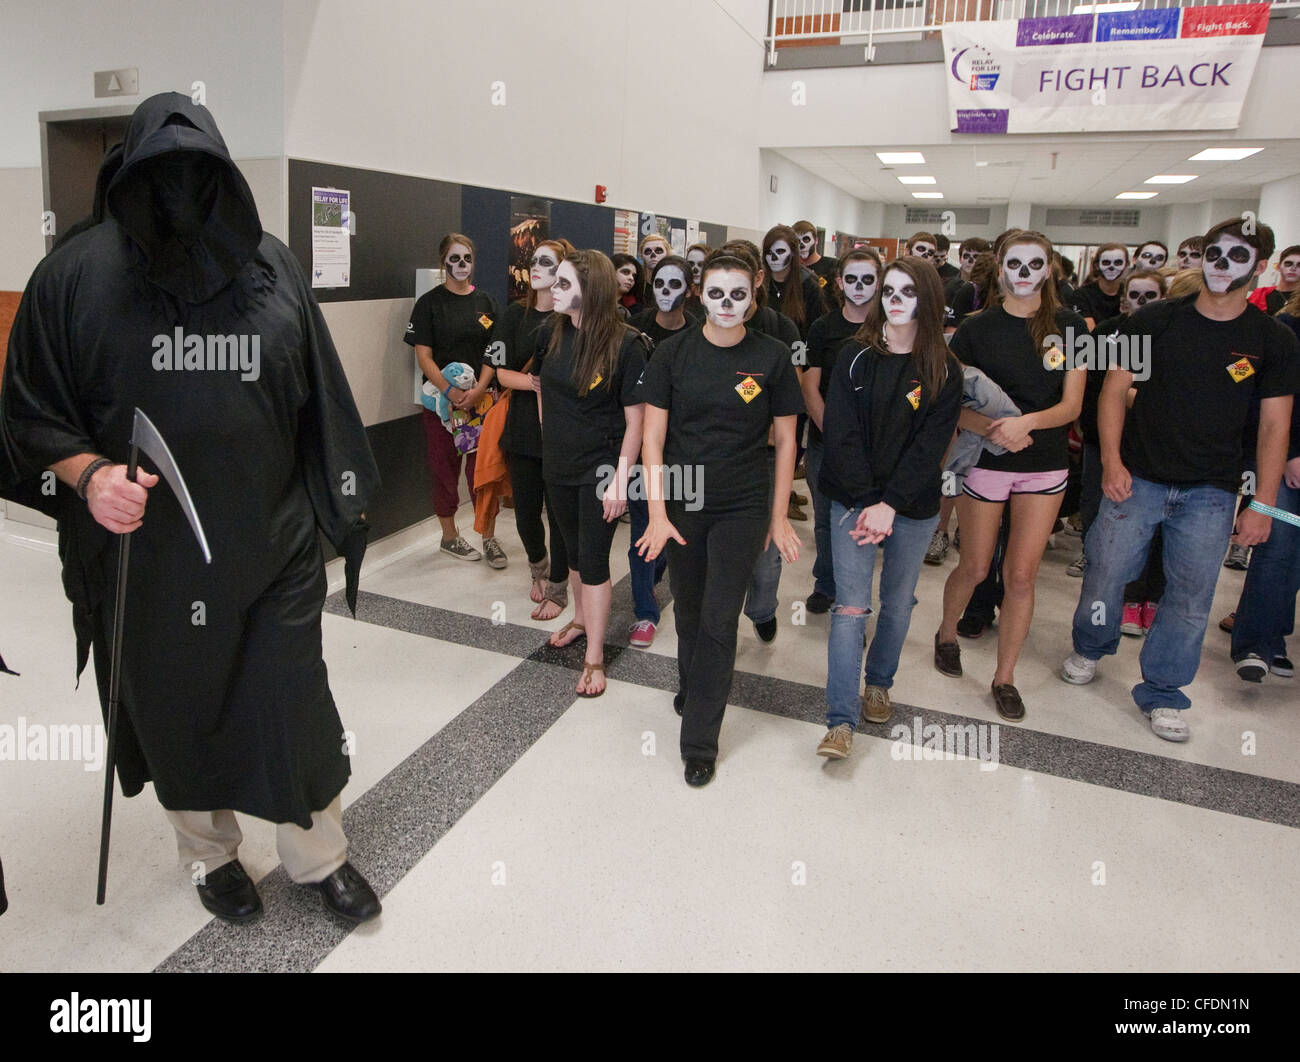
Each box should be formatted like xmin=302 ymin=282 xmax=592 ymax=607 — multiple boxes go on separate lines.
xmin=630 ymin=306 xmax=702 ymax=348
xmin=1080 ymin=312 xmax=1125 ymax=446
xmin=1119 ymin=297 xmax=1300 ymax=493
xmin=768 ymin=267 xmax=828 ymax=340
xmin=809 ymin=256 xmax=839 ymax=290
xmin=404 ymin=285 xmax=499 ymax=376
xmin=541 ymin=325 xmax=647 ymax=486
xmin=804 ymin=310 xmax=862 ymax=445
xmin=937 ymin=261 xmax=960 ymax=284
xmin=1071 ymin=282 xmax=1119 ymax=325
xmin=496 ymin=302 xmax=553 ymax=458
xmin=949 ymin=304 xmax=1088 ymax=473
xmin=943 ymin=273 xmax=967 ymax=307
xmin=1264 ymin=288 xmax=1290 ymax=316
xmin=637 ymin=324 xmax=804 ymax=516
xmin=947 ymin=282 xmax=984 ymax=329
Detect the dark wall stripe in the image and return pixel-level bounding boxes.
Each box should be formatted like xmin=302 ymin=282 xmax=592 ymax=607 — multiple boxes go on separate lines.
xmin=460 ymin=185 xmax=511 ymax=311
xmin=552 ymin=199 xmax=615 ymax=255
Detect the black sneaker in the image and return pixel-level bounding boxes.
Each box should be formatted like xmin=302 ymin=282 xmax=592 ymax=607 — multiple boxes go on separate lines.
xmin=805 ymin=591 xmax=833 ymax=614
xmin=956 ymin=614 xmax=990 ymax=639
xmin=754 ymin=617 xmax=778 ymax=643
xmin=1235 ymin=654 xmax=1268 ymax=683
xmin=1271 ymin=656 xmax=1295 ymax=678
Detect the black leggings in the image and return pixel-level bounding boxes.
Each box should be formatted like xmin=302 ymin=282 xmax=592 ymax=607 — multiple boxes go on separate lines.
xmin=509 ymin=453 xmax=567 ymax=582
xmin=668 ymin=506 xmax=769 ymax=761
xmin=546 ymin=480 xmax=618 ymax=586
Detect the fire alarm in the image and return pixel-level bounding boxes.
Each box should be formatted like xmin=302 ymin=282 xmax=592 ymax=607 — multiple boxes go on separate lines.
xmin=595 ymin=184 xmax=607 ymax=204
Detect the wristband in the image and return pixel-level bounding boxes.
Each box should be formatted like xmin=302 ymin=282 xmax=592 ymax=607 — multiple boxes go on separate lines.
xmin=76 ymin=458 xmax=113 ymax=501
xmin=1247 ymin=499 xmax=1300 ymax=528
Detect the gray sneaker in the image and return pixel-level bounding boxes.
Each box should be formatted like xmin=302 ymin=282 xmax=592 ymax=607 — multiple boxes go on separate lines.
xmin=1143 ymin=707 xmax=1189 ymax=742
xmin=1067 ymin=554 xmax=1087 ymax=578
xmin=440 ymin=536 xmax=482 ymax=562
xmin=482 ymin=537 xmax=507 ymax=569
xmin=924 ymin=530 xmax=950 ymax=566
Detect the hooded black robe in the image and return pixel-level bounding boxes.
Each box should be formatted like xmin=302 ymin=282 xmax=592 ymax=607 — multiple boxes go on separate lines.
xmin=0 ymin=93 xmax=379 ymax=827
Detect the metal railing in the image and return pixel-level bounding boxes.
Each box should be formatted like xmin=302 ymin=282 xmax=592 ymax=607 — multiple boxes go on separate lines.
xmin=766 ymin=0 xmax=1300 ymax=58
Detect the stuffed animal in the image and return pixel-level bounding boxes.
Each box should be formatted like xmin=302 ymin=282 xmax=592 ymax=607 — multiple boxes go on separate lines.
xmin=420 ymin=361 xmax=477 ymax=427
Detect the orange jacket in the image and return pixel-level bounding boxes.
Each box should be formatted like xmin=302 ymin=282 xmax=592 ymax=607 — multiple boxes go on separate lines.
xmin=473 ymin=393 xmax=511 ymax=534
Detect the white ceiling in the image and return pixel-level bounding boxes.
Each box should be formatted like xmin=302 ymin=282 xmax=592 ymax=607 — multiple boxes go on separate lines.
xmin=774 ymin=137 xmax=1300 ymax=207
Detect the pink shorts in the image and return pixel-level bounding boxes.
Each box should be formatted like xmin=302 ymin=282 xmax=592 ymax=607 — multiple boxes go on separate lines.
xmin=963 ymin=467 xmax=1068 ymax=503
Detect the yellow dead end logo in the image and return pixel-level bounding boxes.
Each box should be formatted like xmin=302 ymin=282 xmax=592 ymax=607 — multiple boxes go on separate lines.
xmin=479 ymin=314 xmax=493 ymax=330
xmin=736 ymin=376 xmax=762 ymax=403
xmin=589 ymin=373 xmax=603 ymax=389
xmin=1226 ymin=357 xmax=1254 ymax=383
xmin=906 ymin=385 xmax=922 ymax=410
xmin=1045 ymin=347 xmax=1066 ymax=370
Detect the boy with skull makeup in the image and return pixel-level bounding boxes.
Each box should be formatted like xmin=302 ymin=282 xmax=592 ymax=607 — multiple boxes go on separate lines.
xmin=639 ymin=234 xmax=671 ymax=307
xmin=815 ymin=257 xmax=962 ymax=757
xmin=495 ymin=238 xmax=576 ymax=619
xmin=1134 ymin=241 xmax=1169 ymax=272
xmin=793 ymin=219 xmax=839 ymax=291
xmin=1175 ymin=237 xmax=1204 ymax=270
xmin=801 ymin=250 xmax=883 ymax=613
xmin=944 ymin=237 xmax=991 ymax=308
xmin=1248 ymin=244 xmax=1300 ymax=317
xmin=407 ymin=232 xmax=506 ymax=566
xmin=1063 ymin=218 xmax=1300 ymax=741
xmin=1071 ymin=242 xmax=1130 ymax=330
xmin=684 ymin=242 xmax=711 ymax=318
xmin=636 ymin=252 xmax=803 ymax=787
xmin=933 ymin=233 xmax=960 ymax=285
xmin=936 ymin=232 xmax=1088 ymax=722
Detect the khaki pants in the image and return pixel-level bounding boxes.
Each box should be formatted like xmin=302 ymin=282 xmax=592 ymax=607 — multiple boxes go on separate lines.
xmin=165 ymin=796 xmax=346 ymax=885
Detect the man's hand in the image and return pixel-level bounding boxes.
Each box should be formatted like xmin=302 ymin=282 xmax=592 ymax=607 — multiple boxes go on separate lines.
xmin=87 ymin=465 xmax=159 ymax=534
xmin=1233 ymin=507 xmax=1271 ymax=549
xmin=1102 ymin=459 xmax=1132 ymax=503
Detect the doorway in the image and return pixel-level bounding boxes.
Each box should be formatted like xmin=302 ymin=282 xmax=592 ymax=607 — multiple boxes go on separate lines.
xmin=39 ymin=105 xmax=133 ymax=254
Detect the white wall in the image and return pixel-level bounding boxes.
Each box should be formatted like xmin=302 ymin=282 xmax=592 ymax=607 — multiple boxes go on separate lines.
xmin=760 ymin=150 xmax=879 ymax=238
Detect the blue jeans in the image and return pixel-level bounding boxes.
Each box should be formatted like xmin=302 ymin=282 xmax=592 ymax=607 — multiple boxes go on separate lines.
xmin=1232 ymin=480 xmax=1300 ymax=664
xmin=825 ymin=501 xmax=938 ymax=728
xmin=805 ymin=439 xmax=835 ymax=600
xmin=1072 ymin=475 xmax=1236 ymax=711
xmin=628 ymin=495 xmax=666 ymax=623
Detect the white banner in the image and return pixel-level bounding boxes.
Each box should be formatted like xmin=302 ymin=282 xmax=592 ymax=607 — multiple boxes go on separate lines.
xmin=943 ymin=3 xmax=1269 ymax=135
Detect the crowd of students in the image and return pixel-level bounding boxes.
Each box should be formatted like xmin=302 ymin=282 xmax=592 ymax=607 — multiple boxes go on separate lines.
xmin=407 ymin=217 xmax=1300 ymax=787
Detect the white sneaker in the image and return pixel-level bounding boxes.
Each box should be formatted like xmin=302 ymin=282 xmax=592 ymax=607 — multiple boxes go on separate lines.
xmin=1061 ymin=652 xmax=1098 ymax=684
xmin=1143 ymin=707 xmax=1189 ymax=742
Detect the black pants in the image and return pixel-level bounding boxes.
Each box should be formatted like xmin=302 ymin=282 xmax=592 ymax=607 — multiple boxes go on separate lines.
xmin=1124 ymin=525 xmax=1166 ymax=603
xmin=547 ymin=480 xmax=618 ymax=586
xmin=509 ymin=453 xmax=567 ymax=582
xmin=668 ymin=506 xmax=769 ymax=761
xmin=964 ymin=507 xmax=1010 ymax=624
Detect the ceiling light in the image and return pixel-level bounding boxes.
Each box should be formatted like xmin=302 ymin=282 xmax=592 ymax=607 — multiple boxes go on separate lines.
xmin=911 ymin=191 xmax=944 ymax=199
xmin=877 ymin=151 xmax=926 ymax=165
xmin=1144 ymin=174 xmax=1198 ymax=184
xmin=1115 ymin=191 xmax=1158 ymax=199
xmin=1187 ymin=147 xmax=1263 ymax=161
xmin=975 ymin=161 xmax=990 ymax=167
xmin=898 ymin=175 xmax=937 ymax=185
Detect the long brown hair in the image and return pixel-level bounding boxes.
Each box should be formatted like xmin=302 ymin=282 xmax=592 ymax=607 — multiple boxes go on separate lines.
xmin=524 ymin=237 xmax=575 ymax=310
xmin=762 ymin=224 xmax=807 ymax=327
xmin=997 ymin=230 xmax=1063 ymax=355
xmin=547 ymin=249 xmax=631 ymax=394
xmin=968 ymin=252 xmax=999 ymax=312
xmin=1082 ymin=241 xmax=1129 ymax=287
xmin=855 ymin=256 xmax=949 ymax=398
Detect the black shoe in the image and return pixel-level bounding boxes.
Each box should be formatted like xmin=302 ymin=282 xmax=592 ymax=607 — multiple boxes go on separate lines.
xmin=805 ymin=591 xmax=833 ymax=615
xmin=991 ymin=683 xmax=1026 ymax=722
xmin=684 ymin=759 xmax=716 ymax=787
xmin=196 ymin=859 xmax=262 ymax=925
xmin=316 ymin=861 xmax=381 ymax=923
xmin=933 ymin=631 xmax=962 ymax=677
xmin=956 ymin=614 xmax=990 ymax=639
xmin=1271 ymin=655 xmax=1295 ymax=678
xmin=755 ymin=617 xmax=778 ymax=643
xmin=673 ymin=691 xmax=685 ymax=716
xmin=1234 ymin=654 xmax=1268 ymax=684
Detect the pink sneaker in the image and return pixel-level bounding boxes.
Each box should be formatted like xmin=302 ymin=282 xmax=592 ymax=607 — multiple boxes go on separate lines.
xmin=1120 ymin=602 xmax=1144 ymax=637
xmin=1140 ymin=601 xmax=1158 ymax=631
xmin=628 ymin=619 xmax=657 ymax=649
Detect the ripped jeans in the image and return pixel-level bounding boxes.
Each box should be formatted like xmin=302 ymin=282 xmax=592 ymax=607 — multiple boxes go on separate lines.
xmin=826 ymin=500 xmax=938 ymax=728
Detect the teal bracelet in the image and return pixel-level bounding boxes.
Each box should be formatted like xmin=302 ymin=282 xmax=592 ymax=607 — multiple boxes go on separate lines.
xmin=1247 ymin=499 xmax=1300 ymax=527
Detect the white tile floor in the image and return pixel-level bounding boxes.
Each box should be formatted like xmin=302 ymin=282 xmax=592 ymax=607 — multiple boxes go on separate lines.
xmin=2 ymin=497 xmax=1296 ymax=972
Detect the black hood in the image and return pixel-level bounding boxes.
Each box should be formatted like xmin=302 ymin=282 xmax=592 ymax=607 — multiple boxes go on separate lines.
xmin=106 ymin=92 xmax=262 ymax=303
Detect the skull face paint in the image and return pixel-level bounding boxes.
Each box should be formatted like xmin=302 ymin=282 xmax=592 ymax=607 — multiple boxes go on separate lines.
xmin=529 ymin=248 xmax=559 ymax=290
xmin=1176 ymin=244 xmax=1203 ymax=269
xmin=1202 ymin=232 xmax=1258 ymax=294
xmin=765 ymin=240 xmax=793 ymax=275
xmin=1096 ymin=252 xmax=1127 ymax=282
xmin=797 ymin=231 xmax=817 ymax=260
xmin=1123 ymin=280 xmax=1162 ymax=313
xmin=838 ymin=262 xmax=878 ymax=306
xmin=445 ymin=242 xmax=473 ymax=282
xmin=615 ymin=263 xmax=638 ymax=295
xmin=960 ymin=249 xmax=981 ymax=278
xmin=1280 ymin=254 xmax=1300 ymax=286
xmin=687 ymin=248 xmax=706 ymax=287
xmin=1002 ymin=242 xmax=1050 ymax=298
xmin=642 ymin=240 xmax=669 ymax=273
xmin=552 ymin=260 xmax=583 ymax=316
xmin=1136 ymin=244 xmax=1167 ymax=270
xmin=701 ymin=269 xmax=752 ymax=329
xmin=881 ymin=268 xmax=918 ymax=324
xmin=652 ymin=265 xmax=688 ymax=313
xmin=910 ymin=242 xmax=936 ymax=263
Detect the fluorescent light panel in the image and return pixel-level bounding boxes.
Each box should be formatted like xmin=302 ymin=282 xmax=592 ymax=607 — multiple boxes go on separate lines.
xmin=877 ymin=151 xmax=926 ymax=165
xmin=1144 ymin=174 xmax=1198 ymax=184
xmin=897 ymin=175 xmax=937 ymax=185
xmin=1187 ymin=147 xmax=1263 ymax=161
xmin=911 ymin=191 xmax=944 ymax=199
xmin=1115 ymin=191 xmax=1158 ymax=199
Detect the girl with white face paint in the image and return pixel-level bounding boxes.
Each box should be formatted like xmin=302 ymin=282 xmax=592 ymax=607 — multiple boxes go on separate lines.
xmin=935 ymin=231 xmax=1087 ymax=723
xmin=801 ymin=250 xmax=882 ymax=612
xmin=1135 ymin=241 xmax=1169 ymax=271
xmin=495 ymin=238 xmax=576 ymax=619
xmin=540 ymin=251 xmax=648 ymax=698
xmin=635 ymin=253 xmax=803 ymax=787
xmin=1071 ymin=241 xmax=1130 ymax=330
xmin=762 ymin=224 xmax=828 ymax=342
xmin=1247 ymin=243 xmax=1300 ymax=316
xmin=813 ymin=257 xmax=963 ymax=759
xmin=410 ymin=232 xmax=505 ymax=566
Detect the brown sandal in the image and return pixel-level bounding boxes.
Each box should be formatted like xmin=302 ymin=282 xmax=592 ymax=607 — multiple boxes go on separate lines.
xmin=532 ymin=580 xmax=569 ymax=621
xmin=548 ymin=620 xmax=586 ymax=648
xmin=577 ymin=661 xmax=605 ymax=698
xmin=528 ymin=557 xmax=549 ymax=604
